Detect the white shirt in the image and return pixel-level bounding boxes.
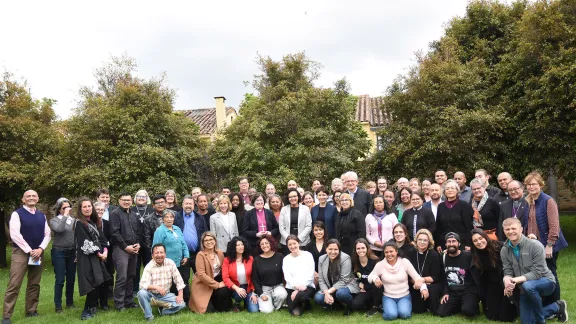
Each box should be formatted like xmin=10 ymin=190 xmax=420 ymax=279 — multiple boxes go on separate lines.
xmin=282 ymin=251 xmax=315 ymax=289
xmin=430 ymin=200 xmax=443 ymax=220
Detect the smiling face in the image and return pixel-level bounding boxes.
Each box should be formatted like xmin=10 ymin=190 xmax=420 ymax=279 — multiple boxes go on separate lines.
xmin=471 ymin=182 xmax=485 ymax=200
xmin=312 ymin=180 xmax=321 ymax=191
xmin=313 ymin=226 xmax=325 ymax=240
xmin=165 ymin=193 xmax=175 ymax=204
xmin=81 ymin=200 xmax=93 ymax=217
xmin=253 ymin=196 xmax=265 ymax=210
xmin=435 ymin=171 xmax=447 ymax=185
xmin=366 ymin=184 xmax=376 ymax=195
xmin=326 ymin=243 xmax=340 ymax=261
xmin=239 ymin=179 xmax=249 ymax=192
xmin=507 ymin=181 xmax=524 ymax=200
xmin=503 ymin=221 xmax=522 ymax=243
xmin=421 ymin=180 xmax=431 ymax=194
xmin=95 ymin=204 xmax=105 ymax=218
xmin=22 ymin=190 xmax=39 ymax=208
xmin=231 ymin=195 xmax=240 ymax=208
xmin=317 ymin=191 xmax=328 ymax=204
xmin=333 ymin=192 xmax=341 ymax=204
xmin=340 ymin=194 xmax=351 ymax=210
xmin=265 ymin=184 xmax=276 ymax=196
xmin=153 ymin=245 xmax=166 ymax=265
xmin=118 ymin=195 xmax=132 ymax=209
xmin=377 ymin=179 xmax=387 ymax=192
xmin=393 ymin=226 xmax=406 ymax=243
xmin=355 ymin=242 xmax=367 ymax=258
xmin=269 ymin=196 xmax=282 ymax=211
xmin=383 ymin=191 xmax=395 ymax=206
xmin=219 ymin=200 xmax=229 ymax=213
xmin=497 ymin=173 xmax=512 ymax=190
xmin=445 ymin=237 xmax=460 ymax=254
xmin=197 ymin=195 xmax=208 ymax=211
xmin=202 ymin=235 xmax=216 ymax=251
xmin=259 ymin=238 xmax=271 ymax=253
xmin=416 ymin=233 xmax=429 ymax=252
xmin=182 ymin=198 xmax=194 ymax=214
xmin=287 ymin=180 xmax=298 ymax=190
xmin=409 ymin=180 xmax=420 ymax=193
xmin=302 ymin=194 xmax=314 ymax=207
xmin=287 ymin=239 xmax=300 ymax=253
xmin=153 ymin=198 xmax=166 ymax=213
xmin=472 ymin=233 xmax=487 ymax=250
xmin=444 ymin=183 xmax=459 ymax=200
xmin=411 ymin=194 xmax=423 ymax=209
xmin=135 ymin=194 xmax=148 ymax=206
xmin=384 ymin=246 xmax=398 ymax=263
xmin=191 ymin=188 xmax=202 ymax=201
xmin=400 ymin=190 xmax=411 ymax=204
xmin=236 ymin=240 xmax=245 ymax=255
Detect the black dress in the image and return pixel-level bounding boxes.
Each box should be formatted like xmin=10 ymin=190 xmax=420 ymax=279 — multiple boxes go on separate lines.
xmin=408 ymin=249 xmax=444 ymax=314
xmin=335 ymin=208 xmax=366 ymax=256
xmin=305 ymin=241 xmax=326 ymax=272
xmin=75 ymin=220 xmax=111 ymax=296
xmin=435 ymin=200 xmax=474 ymax=249
xmin=401 ymin=208 xmax=436 ymax=240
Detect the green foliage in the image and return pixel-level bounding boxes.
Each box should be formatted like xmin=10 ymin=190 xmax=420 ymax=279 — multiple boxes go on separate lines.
xmin=35 ymin=55 xmax=204 ymax=201
xmin=210 ymin=53 xmax=371 ymax=190
xmin=0 ymin=72 xmax=59 ymax=209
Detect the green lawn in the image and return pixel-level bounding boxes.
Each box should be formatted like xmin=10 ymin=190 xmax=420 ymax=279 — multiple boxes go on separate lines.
xmin=1 ymin=216 xmax=576 ymax=323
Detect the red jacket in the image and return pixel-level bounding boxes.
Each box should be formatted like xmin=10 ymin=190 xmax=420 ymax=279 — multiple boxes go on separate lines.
xmin=222 ymin=256 xmax=255 ymax=292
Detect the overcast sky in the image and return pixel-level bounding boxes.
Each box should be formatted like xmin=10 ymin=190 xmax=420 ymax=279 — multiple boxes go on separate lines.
xmin=1 ymin=0 xmax=469 ymax=119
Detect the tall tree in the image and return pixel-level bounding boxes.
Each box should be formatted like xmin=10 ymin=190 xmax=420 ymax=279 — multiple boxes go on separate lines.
xmin=210 ymin=53 xmax=371 ymax=190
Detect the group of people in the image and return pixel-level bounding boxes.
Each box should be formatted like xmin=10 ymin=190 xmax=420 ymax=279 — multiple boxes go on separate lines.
xmin=1 ymin=169 xmax=569 ymax=323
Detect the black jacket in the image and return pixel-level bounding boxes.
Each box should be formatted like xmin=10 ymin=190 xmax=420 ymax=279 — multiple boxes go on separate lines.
xmin=335 ymin=208 xmax=366 ymax=256
xmin=143 ymin=213 xmax=164 ymax=249
xmin=435 ymin=200 xmax=474 ymax=249
xmin=110 ymin=207 xmax=141 ymax=249
xmin=75 ymin=221 xmax=111 ymax=296
xmin=493 ymin=190 xmax=509 ymax=205
xmin=347 ymin=188 xmax=373 ymax=216
xmin=241 ymin=208 xmax=279 ymax=249
xmin=401 ymin=207 xmax=436 ymax=241
xmin=497 ymin=198 xmax=528 ymax=241
xmin=131 ymin=205 xmax=154 ymax=241
xmin=473 ymin=197 xmax=501 ymax=232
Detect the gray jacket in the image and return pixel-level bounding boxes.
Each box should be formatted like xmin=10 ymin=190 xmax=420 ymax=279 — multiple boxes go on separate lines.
xmin=279 ymin=205 xmax=312 ymax=246
xmin=501 ymin=234 xmax=555 ymax=282
xmin=317 ymin=252 xmax=360 ymax=293
xmin=209 ymin=212 xmax=239 ymax=253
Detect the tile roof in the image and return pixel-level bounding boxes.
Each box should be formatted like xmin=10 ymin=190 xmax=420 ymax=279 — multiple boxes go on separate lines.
xmin=182 ymin=107 xmax=237 ymax=135
xmin=355 ymin=95 xmax=389 ymax=127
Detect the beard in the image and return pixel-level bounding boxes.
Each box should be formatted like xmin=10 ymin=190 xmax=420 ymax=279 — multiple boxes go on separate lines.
xmin=447 ymin=246 xmax=459 ymax=254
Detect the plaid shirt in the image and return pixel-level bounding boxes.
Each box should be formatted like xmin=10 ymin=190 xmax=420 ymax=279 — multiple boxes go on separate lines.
xmin=139 ymin=258 xmax=185 ymax=293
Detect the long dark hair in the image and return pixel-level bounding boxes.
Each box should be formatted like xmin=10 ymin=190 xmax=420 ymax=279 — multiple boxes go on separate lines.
xmin=226 ymin=236 xmax=251 ymax=263
xmin=76 ymin=197 xmax=100 ymax=229
xmin=325 ymin=238 xmax=342 ymax=284
xmin=352 ymin=238 xmax=380 ymax=272
xmin=229 ymin=192 xmax=246 ymax=218
xmin=471 ymin=228 xmax=501 ymax=270
xmin=312 ymin=221 xmax=326 ymax=243
xmin=393 ymin=223 xmax=411 ymax=245
xmin=372 ymin=195 xmax=391 ymax=214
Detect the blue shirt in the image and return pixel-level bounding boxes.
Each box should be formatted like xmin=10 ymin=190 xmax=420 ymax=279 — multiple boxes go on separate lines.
xmin=182 ymin=212 xmax=198 ymax=252
xmin=152 ymin=224 xmax=189 ymax=265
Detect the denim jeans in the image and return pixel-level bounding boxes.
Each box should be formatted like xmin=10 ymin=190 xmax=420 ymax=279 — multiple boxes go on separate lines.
xmin=382 ymin=294 xmax=412 ymax=320
xmin=314 ymin=287 xmax=354 ymax=307
xmin=519 ymin=278 xmax=558 ymax=324
xmin=137 ymin=289 xmax=185 ymax=320
xmin=51 ymin=248 xmax=76 ymax=308
xmin=231 ymin=284 xmax=259 ymax=313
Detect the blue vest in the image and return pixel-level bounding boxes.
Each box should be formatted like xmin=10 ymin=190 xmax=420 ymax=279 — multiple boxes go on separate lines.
xmin=13 ymin=207 xmax=46 ymax=250
xmin=522 ymin=192 xmax=568 ymax=253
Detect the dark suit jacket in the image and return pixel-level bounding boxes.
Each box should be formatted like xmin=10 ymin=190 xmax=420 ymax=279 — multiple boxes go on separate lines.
xmin=311 ymin=204 xmax=337 ymax=239
xmin=174 ymin=211 xmax=207 ymax=253
xmin=240 ymin=208 xmax=279 ymax=248
xmin=497 ymin=198 xmax=528 ymax=241
xmin=348 ymin=188 xmax=373 ymax=216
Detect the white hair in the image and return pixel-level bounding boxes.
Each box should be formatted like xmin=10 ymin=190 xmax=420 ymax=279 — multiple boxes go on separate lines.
xmin=332 ymin=178 xmax=343 ymax=185
xmin=344 ymin=171 xmax=358 ymax=181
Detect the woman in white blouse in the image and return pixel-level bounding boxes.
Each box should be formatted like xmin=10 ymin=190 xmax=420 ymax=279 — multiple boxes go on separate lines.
xmin=282 ymin=235 xmax=316 ymax=316
xmin=210 ymin=195 xmax=239 ymax=253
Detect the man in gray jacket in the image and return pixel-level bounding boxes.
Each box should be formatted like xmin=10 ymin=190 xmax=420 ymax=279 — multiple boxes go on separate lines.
xmin=501 ymin=218 xmax=568 ymax=323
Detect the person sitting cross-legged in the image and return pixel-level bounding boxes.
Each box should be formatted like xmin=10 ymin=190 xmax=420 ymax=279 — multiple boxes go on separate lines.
xmin=137 ymin=243 xmax=186 ymax=322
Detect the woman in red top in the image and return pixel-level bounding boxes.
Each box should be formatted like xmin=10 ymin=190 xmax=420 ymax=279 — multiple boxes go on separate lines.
xmin=222 ymin=236 xmax=259 ymax=312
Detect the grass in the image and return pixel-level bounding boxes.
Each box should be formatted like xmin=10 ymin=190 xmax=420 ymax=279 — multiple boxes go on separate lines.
xmin=1 ymin=216 xmax=575 ymax=323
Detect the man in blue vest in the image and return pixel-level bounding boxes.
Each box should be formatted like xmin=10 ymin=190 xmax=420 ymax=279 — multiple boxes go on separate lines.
xmin=2 ymin=190 xmax=51 ymax=324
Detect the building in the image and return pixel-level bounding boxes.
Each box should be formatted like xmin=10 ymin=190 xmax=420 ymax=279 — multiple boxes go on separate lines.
xmin=183 ymin=96 xmax=238 ymax=141
xmin=355 ymin=94 xmax=389 ymax=153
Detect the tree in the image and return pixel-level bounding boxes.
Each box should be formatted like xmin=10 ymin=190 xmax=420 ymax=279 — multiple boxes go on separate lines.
xmin=36 ymin=55 xmax=204 ymax=199
xmin=210 ymin=53 xmax=371 ymax=190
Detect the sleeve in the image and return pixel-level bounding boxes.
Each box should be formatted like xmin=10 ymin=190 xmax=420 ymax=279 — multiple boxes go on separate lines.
xmin=75 ymin=223 xmax=100 ymax=255
xmin=139 ymin=264 xmax=152 ymax=291
xmin=524 ymin=242 xmax=549 ymax=281
xmin=172 ymin=262 xmax=186 ymax=291
xmin=332 ymin=256 xmax=353 ymax=290
xmin=39 ymin=218 xmax=51 ymax=250
xmin=356 ymin=210 xmax=366 ymax=240
xmin=318 ymin=257 xmax=328 ymax=291
xmin=195 ymin=253 xmax=220 ymax=289
xmin=282 ymin=256 xmax=294 ymax=289
xmin=304 ymin=252 xmax=315 ymax=287
xmin=426 ymin=210 xmax=436 ymax=235
xmin=279 ymin=208 xmax=288 ymax=241
xmin=209 ymin=214 xmax=217 ymax=234
xmin=152 ymin=226 xmax=163 ymax=248
xmin=241 ymin=211 xmax=256 ymax=238
xmin=497 ymin=207 xmax=506 ymax=241
xmin=298 ymin=207 xmax=312 ymax=243
xmin=365 ymin=216 xmax=375 ymax=245
xmin=367 ymin=261 xmax=383 ymax=284
xmin=143 ymin=218 xmax=153 ymax=248
xmin=9 ymin=212 xmax=32 ymax=253
xmin=500 ymin=247 xmax=514 ymax=278
xmin=462 ymin=204 xmax=474 ymax=247
xmin=231 ymin=212 xmax=239 ymax=237
xmin=110 ymin=210 xmax=127 ymax=249
xmin=268 ymin=211 xmax=280 ymax=237
xmin=251 ymin=258 xmax=263 ymax=296
xmin=404 ymin=259 xmax=427 ymax=291
xmin=179 ymin=229 xmax=189 ymax=259
xmin=429 ymin=252 xmax=444 ymax=283
xmin=49 ymin=216 xmax=67 ymax=233
xmin=546 ymin=199 xmax=560 ymax=246
xmin=222 ymin=258 xmax=235 ymax=289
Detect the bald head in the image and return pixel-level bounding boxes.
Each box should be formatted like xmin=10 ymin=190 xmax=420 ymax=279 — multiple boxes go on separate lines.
xmin=22 ymin=190 xmax=39 ymax=208
xmin=454 ymin=171 xmax=467 ymax=189
xmin=429 ymin=183 xmax=442 ymax=201
xmin=497 ymin=172 xmax=513 ymax=190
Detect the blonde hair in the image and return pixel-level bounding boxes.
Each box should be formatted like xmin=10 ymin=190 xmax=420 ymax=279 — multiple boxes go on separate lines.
xmin=340 ymin=193 xmax=355 ymax=208
xmin=216 ymin=195 xmax=232 ymax=212
xmin=365 ymin=181 xmax=376 ymax=190
xmin=412 ymin=229 xmax=435 ymax=250
xmin=524 ymin=171 xmax=545 ymax=187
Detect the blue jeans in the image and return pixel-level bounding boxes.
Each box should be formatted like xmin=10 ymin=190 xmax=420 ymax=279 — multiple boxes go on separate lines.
xmin=137 ymin=289 xmax=185 ymax=320
xmin=231 ymin=284 xmax=259 ymax=313
xmin=51 ymin=248 xmax=76 ymax=307
xmin=382 ymin=294 xmax=412 ymax=320
xmin=314 ymin=287 xmax=354 ymax=307
xmin=519 ymin=278 xmax=558 ymax=324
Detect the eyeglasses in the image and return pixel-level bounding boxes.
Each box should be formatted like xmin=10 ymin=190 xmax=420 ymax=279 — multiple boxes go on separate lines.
xmin=507 ymin=187 xmax=521 ymax=193
xmin=203 ymin=238 xmax=215 ymax=243
xmin=136 ymin=195 xmax=147 ymax=199
xmin=288 ymin=195 xmax=298 ymax=199
xmin=526 ymin=183 xmax=539 ymax=187
xmin=340 ymin=199 xmax=351 ymax=202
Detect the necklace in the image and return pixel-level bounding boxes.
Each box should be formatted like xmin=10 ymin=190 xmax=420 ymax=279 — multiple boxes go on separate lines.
xmin=416 ymin=250 xmax=428 ymax=276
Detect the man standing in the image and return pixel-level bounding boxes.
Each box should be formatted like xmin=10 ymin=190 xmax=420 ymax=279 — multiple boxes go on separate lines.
xmin=137 ymin=243 xmax=186 ymax=321
xmin=437 ymin=232 xmax=479 ymax=318
xmin=501 ymin=218 xmax=568 ymax=323
xmin=497 ymin=180 xmax=527 ymax=241
xmin=453 ymin=171 xmax=471 ymax=203
xmin=195 ymin=194 xmax=215 ymax=229
xmin=494 ymin=172 xmax=513 ymax=204
xmin=265 ymin=183 xmax=276 ymax=198
xmin=474 ymin=169 xmax=501 ymax=198
xmin=435 ymin=170 xmax=448 ymax=187
xmin=423 ymin=183 xmax=443 ymax=219
xmin=2 ymin=190 xmax=51 ymax=324
xmin=343 ymin=171 xmax=372 ymax=216
xmin=239 ymin=177 xmax=251 ymax=207
xmin=143 ymin=195 xmax=167 ymax=255
xmin=221 ymin=187 xmax=231 ymax=196
xmin=327 ymin=178 xmax=344 ymax=205
xmin=110 ymin=192 xmax=141 ymax=311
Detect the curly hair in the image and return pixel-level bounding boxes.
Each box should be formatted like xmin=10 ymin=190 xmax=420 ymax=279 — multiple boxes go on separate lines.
xmin=226 ymin=236 xmax=251 ymax=262
xmin=256 ymin=234 xmax=278 ymax=254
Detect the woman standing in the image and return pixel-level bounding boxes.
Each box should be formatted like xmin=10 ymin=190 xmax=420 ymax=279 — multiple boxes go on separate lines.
xmin=165 ymin=190 xmax=182 ymax=213
xmin=470 ymin=179 xmax=500 ymax=240
xmin=222 ymin=237 xmax=259 ymax=313
xmin=279 ymin=189 xmax=312 ymax=254
xmin=241 ymin=193 xmax=279 ymax=256
xmin=189 ymin=232 xmax=232 ymax=313
xmin=350 ymin=238 xmax=383 ymax=317
xmin=335 ymin=193 xmax=366 ymax=256
xmin=252 ymin=235 xmax=288 ymax=313
xmin=49 ymin=198 xmax=76 ymax=313
xmin=421 ymin=179 xmax=432 ymax=202
xmin=368 ymin=242 xmax=428 ymax=320
xmin=311 ymin=186 xmax=337 ymax=239
xmin=390 ymin=223 xmax=415 ymax=258
xmin=409 ymin=178 xmax=421 ymax=194
xmin=332 ymin=190 xmax=343 ymax=212
xmin=365 ymin=196 xmax=398 ymax=258
xmin=210 ymin=195 xmax=239 ymax=254
xmin=470 ymin=228 xmax=516 ymax=322
xmin=395 ymin=188 xmax=413 ymax=222
xmin=407 ymin=229 xmax=443 ymax=314
xmin=435 ymin=180 xmax=474 ymax=252
xmin=283 ymin=235 xmax=316 ymax=316
xmin=314 ymin=239 xmax=359 ymax=316
xmin=75 ymin=197 xmax=111 ymax=320
xmin=229 ymin=193 xmax=247 ymax=231
xmin=376 ymin=177 xmax=388 ymax=196
xmin=401 ymin=193 xmax=436 ymax=241
xmin=365 ymin=181 xmax=377 ymax=196
xmin=268 ymin=194 xmax=283 ymax=222
xmin=305 ymin=221 xmax=327 ymax=288
xmin=301 ymin=192 xmax=315 ymax=210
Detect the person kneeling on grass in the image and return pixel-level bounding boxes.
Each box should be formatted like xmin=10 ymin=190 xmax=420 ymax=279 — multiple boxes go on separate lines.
xmin=138 ymin=243 xmax=186 ymax=321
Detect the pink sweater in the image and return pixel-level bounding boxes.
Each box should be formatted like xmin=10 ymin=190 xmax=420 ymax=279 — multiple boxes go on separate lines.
xmin=368 ymin=257 xmax=426 ymax=298
xmin=365 ymin=213 xmax=398 ymax=251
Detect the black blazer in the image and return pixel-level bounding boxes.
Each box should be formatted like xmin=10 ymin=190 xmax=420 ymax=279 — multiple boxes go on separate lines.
xmin=347 ymin=188 xmax=373 ymax=216
xmin=335 ymin=208 xmax=366 ymax=256
xmin=241 ymin=208 xmax=279 ymax=248
xmin=497 ymin=198 xmax=528 ymax=241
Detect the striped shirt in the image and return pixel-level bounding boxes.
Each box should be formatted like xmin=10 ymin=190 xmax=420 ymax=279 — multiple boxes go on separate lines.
xmin=139 ymin=258 xmax=185 ymax=293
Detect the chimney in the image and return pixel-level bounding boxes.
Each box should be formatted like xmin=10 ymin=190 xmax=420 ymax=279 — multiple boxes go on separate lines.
xmin=215 ymin=96 xmax=226 ymax=129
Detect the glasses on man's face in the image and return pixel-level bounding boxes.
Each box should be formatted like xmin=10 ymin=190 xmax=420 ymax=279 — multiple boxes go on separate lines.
xmin=411 ymin=198 xmax=422 ymax=201
xmin=120 ymin=199 xmax=132 ymax=202
xmin=507 ymin=187 xmax=521 ymax=193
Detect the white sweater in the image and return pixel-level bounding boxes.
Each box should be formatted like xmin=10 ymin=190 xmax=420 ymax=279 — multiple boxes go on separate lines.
xmin=282 ymin=251 xmax=315 ymax=290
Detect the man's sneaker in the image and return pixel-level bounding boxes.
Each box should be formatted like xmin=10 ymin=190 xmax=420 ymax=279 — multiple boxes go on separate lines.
xmin=366 ymin=306 xmax=379 ymax=317
xmin=157 ymin=307 xmax=164 ymax=316
xmin=80 ymin=310 xmax=93 ymax=320
xmin=557 ymin=300 xmax=568 ymax=323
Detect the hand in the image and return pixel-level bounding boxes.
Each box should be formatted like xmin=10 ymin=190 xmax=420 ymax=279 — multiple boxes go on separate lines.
xmin=374 ymin=277 xmax=383 ymax=288
xmin=504 ymin=287 xmax=514 ymax=297
xmin=441 ymin=294 xmax=449 ymax=304
xmin=218 ymin=282 xmax=226 ymax=289
xmin=30 ymin=248 xmax=43 ymax=260
xmin=323 ymin=291 xmax=334 ymax=305
xmin=256 ymin=232 xmax=263 ymax=238
xmin=125 ymin=245 xmax=136 ymax=254
xmin=436 ymin=246 xmax=443 ymax=254
xmin=250 ymin=294 xmax=258 ymax=304
xmin=413 ymin=277 xmax=425 ymax=290
xmin=157 ymin=287 xmax=167 ymax=296
xmin=181 ymin=258 xmax=188 ymax=266
xmin=63 ymin=207 xmax=71 ymax=216
xmin=374 ymin=241 xmax=382 ymax=248
xmin=235 ymin=287 xmax=247 ymax=298
xmin=464 ymin=246 xmax=471 ymax=252
xmin=261 ymin=295 xmax=269 ymax=301
xmin=133 ymin=244 xmax=140 ymax=254
xmin=291 ymin=290 xmax=298 ymax=301
xmin=176 ymin=295 xmax=184 ymax=304
xmin=503 ymin=277 xmax=516 ymax=290
xmin=421 ymin=289 xmax=429 ymax=300
xmin=545 ymin=245 xmax=553 ymax=259
xmin=527 ymin=233 xmax=537 ymax=240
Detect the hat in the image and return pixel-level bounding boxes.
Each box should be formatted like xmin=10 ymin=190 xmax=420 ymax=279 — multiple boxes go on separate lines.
xmin=445 ymin=232 xmax=460 ymax=243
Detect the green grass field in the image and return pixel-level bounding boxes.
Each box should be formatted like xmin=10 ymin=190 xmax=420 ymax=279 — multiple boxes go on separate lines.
xmin=1 ymin=216 xmax=575 ymax=323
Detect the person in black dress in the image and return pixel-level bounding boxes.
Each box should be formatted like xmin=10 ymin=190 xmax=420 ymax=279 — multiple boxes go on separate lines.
xmin=470 ymin=179 xmax=500 ymax=240
xmin=335 ymin=193 xmax=366 ymax=256
xmin=401 ymin=193 xmax=436 ymax=240
xmin=389 ymin=223 xmax=415 ymax=258
xmin=470 ymin=228 xmax=517 ymax=322
xmin=435 ymin=180 xmax=474 ymax=252
xmin=305 ymin=221 xmax=327 ymax=288
xmin=350 ymin=238 xmax=383 ymax=317
xmin=408 ymin=229 xmax=444 ymax=314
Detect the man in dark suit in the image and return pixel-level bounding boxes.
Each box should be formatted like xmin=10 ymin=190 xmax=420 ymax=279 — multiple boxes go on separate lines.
xmin=343 ymin=171 xmax=372 ymax=216
xmin=497 ymin=180 xmax=528 ymax=241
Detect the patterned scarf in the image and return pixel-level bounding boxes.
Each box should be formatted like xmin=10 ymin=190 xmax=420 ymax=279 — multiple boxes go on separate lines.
xmin=471 ymin=191 xmax=489 ymax=227
xmin=373 ymin=210 xmax=387 ymax=243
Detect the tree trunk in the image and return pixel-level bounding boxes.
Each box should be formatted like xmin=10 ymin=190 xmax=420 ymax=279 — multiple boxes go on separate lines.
xmin=547 ymin=169 xmax=558 ymax=202
xmin=0 ymin=209 xmax=7 ymax=268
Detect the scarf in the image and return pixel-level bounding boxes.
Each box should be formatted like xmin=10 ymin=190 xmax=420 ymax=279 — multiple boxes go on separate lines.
xmin=373 ymin=210 xmax=387 ymax=243
xmin=471 ymin=191 xmax=489 ymax=227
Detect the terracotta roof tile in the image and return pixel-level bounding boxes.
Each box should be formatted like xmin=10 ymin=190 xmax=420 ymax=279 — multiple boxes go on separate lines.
xmin=355 ymin=95 xmax=389 ymax=126
xmin=182 ymin=107 xmax=237 ymax=135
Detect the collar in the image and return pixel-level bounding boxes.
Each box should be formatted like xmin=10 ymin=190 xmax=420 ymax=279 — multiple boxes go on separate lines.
xmin=153 ymin=259 xmax=166 ymax=267
xmin=413 ymin=206 xmax=423 ymax=211
xmin=506 ymin=235 xmax=524 ymax=248
xmin=348 ymin=187 xmax=358 ymax=194
xmin=23 ymin=205 xmax=37 ymax=213
xmin=184 ymin=211 xmax=194 ymax=217
xmin=461 ymin=186 xmax=470 ymax=192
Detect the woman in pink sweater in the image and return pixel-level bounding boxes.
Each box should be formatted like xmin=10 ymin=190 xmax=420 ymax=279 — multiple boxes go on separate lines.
xmin=368 ymin=241 xmax=428 ymax=320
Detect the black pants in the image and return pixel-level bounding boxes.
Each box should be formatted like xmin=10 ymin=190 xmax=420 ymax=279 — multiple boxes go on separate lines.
xmin=411 ymin=282 xmax=442 ymax=314
xmin=170 ymin=266 xmax=190 ymax=302
xmin=105 ymin=248 xmax=115 ymax=299
xmin=480 ymin=282 xmax=517 ymax=322
xmin=436 ymin=291 xmax=479 ymax=318
xmin=206 ymin=275 xmax=232 ymax=312
xmin=351 ymin=284 xmax=383 ymax=310
xmin=133 ymin=247 xmax=151 ymax=293
xmin=286 ymin=287 xmax=315 ymax=314
xmin=543 ymin=252 xmax=560 ymax=305
xmin=98 ymin=280 xmax=112 ymax=308
xmin=84 ymin=287 xmax=100 ymax=311
xmin=112 ymin=246 xmax=138 ymax=309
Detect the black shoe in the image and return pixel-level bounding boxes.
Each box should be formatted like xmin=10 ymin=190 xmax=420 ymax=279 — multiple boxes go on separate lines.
xmin=26 ymin=312 xmax=39 ymax=317
xmin=116 ymin=307 xmax=125 ymax=312
xmin=80 ymin=310 xmax=93 ymax=320
xmin=66 ymin=304 xmax=76 ymax=309
xmin=291 ymin=307 xmax=302 ymax=316
xmin=2 ymin=318 xmax=11 ymax=324
xmin=125 ymin=303 xmax=138 ymax=309
xmin=100 ymin=305 xmax=109 ymax=311
xmin=89 ymin=307 xmax=97 ymax=316
xmin=55 ymin=307 xmax=63 ymax=313
xmin=343 ymin=308 xmax=351 ymax=316
xmin=557 ymin=300 xmax=568 ymax=323
xmin=366 ymin=306 xmax=379 ymax=317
